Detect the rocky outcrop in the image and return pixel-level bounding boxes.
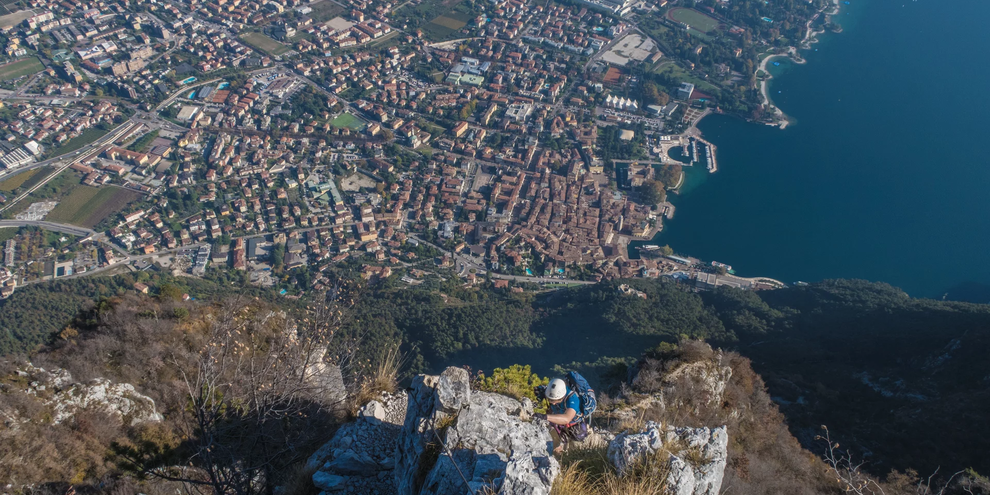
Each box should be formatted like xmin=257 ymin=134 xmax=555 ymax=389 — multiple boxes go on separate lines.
xmin=2 ymin=363 xmax=162 ymax=427
xmin=307 ymin=391 xmax=408 ymax=494
xmin=619 ymin=346 xmax=733 ymax=426
xmin=663 ymin=355 xmax=733 ymax=408
xmin=417 ymin=390 xmax=557 ymax=495
xmin=313 ymin=366 xmax=558 ymax=495
xmin=51 ymin=377 xmax=163 ymax=425
xmin=398 ymin=366 xmax=558 ymax=495
xmin=607 ymin=421 xmax=728 ymax=495
xmin=303 ymin=349 xmax=348 ymax=406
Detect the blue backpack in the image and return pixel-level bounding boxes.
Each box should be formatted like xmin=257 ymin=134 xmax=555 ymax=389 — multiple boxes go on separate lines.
xmin=565 ymin=371 xmax=597 ymax=421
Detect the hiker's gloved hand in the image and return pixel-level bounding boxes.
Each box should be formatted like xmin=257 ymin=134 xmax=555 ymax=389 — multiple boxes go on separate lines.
xmin=532 ymin=413 xmax=547 ymax=421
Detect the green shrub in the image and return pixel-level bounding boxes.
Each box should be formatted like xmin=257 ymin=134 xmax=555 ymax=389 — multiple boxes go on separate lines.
xmin=475 ymin=364 xmax=549 ymax=413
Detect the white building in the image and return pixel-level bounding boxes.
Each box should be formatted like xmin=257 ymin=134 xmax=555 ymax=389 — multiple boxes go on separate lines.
xmin=605 ymin=95 xmax=638 ymax=111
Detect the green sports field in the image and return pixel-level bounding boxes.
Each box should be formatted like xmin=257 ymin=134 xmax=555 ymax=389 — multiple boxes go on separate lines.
xmin=0 ymin=57 xmax=44 ymax=82
xmin=331 ymin=113 xmax=365 ymax=130
xmin=667 ymin=8 xmax=720 ymax=33
xmin=239 ymin=32 xmax=290 ymax=56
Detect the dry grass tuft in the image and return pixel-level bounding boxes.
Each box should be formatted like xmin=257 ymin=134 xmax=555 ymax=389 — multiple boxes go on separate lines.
xmin=551 ymin=463 xmax=599 ymax=495
xmin=552 ymin=446 xmax=670 ymax=495
xmin=370 ymin=345 xmax=402 ymax=395
xmin=280 ymin=461 xmax=321 ymax=495
xmin=350 ymin=346 xmax=403 ymax=415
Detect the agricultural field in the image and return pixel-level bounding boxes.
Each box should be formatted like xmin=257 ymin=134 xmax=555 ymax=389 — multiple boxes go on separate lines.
xmin=0 ymin=168 xmax=40 ymax=192
xmin=239 ymin=32 xmax=290 ymax=56
xmin=667 ymin=8 xmax=721 ymax=34
xmin=45 ymin=186 xmax=141 ymax=228
xmin=398 ymin=0 xmax=476 ymax=40
xmin=308 ymin=0 xmax=344 ymax=22
xmin=0 ymin=9 xmax=33 ymax=29
xmin=0 ymin=57 xmax=44 ymax=83
xmin=330 ymin=113 xmax=365 ymax=130
xmin=49 ymin=128 xmax=108 ymax=158
xmin=18 ymin=166 xmax=54 ymax=192
xmin=127 ymin=129 xmax=160 ymax=152
xmin=421 ymin=12 xmax=473 ymax=40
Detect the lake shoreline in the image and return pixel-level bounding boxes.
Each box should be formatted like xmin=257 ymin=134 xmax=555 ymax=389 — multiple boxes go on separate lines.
xmin=753 ymin=0 xmax=842 ymax=129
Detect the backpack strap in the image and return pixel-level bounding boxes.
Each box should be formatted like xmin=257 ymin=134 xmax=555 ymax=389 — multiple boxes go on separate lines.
xmin=565 ymin=390 xmax=584 ymax=425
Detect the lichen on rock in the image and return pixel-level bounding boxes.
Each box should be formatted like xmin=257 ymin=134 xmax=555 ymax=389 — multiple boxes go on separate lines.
xmin=607 ymin=421 xmax=728 ymax=495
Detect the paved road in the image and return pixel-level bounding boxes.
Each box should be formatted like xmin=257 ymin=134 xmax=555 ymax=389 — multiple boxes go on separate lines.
xmin=18 ymin=242 xmax=209 ymax=286
xmin=155 ymin=78 xmax=222 ymax=112
xmin=0 ymin=220 xmax=95 ymax=237
xmin=0 ymin=121 xmax=139 ymax=214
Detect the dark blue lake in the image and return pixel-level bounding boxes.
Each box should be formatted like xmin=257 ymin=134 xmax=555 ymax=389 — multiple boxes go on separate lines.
xmin=655 ymin=0 xmax=990 ymax=298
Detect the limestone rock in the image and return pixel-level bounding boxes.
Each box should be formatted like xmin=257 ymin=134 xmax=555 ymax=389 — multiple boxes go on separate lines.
xmin=607 ymin=422 xmax=665 ymax=474
xmin=666 ymin=456 xmax=696 ymax=495
xmin=303 ymin=349 xmax=347 ymax=406
xmin=420 ymin=390 xmax=557 ymax=495
xmin=607 ymin=422 xmax=728 ymax=495
xmin=315 ymin=367 xmax=559 ymax=495
xmin=395 ymin=374 xmax=442 ymax=495
xmin=361 ymin=400 xmax=387 ymax=424
xmin=52 ymin=378 xmax=164 ymax=425
xmin=619 ymin=347 xmax=733 ymax=428
xmin=436 ymin=366 xmax=470 ymax=412
xmin=313 ymin=472 xmax=347 ymax=492
xmin=309 ymin=390 xmax=408 ymax=495
xmin=7 ymin=363 xmax=162 ymax=427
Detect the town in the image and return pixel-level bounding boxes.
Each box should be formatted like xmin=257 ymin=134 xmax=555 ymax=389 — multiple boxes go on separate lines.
xmin=0 ymin=0 xmax=827 ymax=297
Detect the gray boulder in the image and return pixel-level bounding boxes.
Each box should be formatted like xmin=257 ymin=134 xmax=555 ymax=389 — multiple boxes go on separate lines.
xmin=419 ymin=390 xmax=556 ymax=495
xmin=607 ymin=421 xmax=728 ymax=495
xmin=395 ymin=367 xmax=557 ymax=495
xmin=436 ymin=367 xmax=471 ymax=412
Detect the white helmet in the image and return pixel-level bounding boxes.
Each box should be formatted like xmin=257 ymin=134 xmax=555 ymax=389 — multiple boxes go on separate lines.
xmin=546 ymin=378 xmax=567 ymax=401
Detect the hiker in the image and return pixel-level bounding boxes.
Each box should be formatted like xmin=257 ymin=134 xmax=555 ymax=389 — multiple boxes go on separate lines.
xmin=534 ymin=376 xmax=593 ymax=454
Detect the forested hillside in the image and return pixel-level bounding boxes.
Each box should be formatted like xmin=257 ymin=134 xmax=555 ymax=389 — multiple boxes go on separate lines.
xmin=3 ymin=274 xmax=990 ymax=479
xmin=344 ymin=278 xmax=990 ymax=477
xmin=0 ymin=273 xmax=290 ymax=356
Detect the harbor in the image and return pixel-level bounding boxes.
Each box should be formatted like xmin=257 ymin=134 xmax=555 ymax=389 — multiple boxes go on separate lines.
xmin=653 ymin=135 xmax=718 ymax=173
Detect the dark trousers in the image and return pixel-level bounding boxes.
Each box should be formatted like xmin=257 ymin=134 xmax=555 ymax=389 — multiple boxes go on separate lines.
xmin=550 ymin=422 xmax=588 ymax=451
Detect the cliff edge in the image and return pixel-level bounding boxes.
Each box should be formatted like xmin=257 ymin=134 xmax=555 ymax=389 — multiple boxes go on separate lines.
xmin=307 ymin=366 xmax=728 ymax=495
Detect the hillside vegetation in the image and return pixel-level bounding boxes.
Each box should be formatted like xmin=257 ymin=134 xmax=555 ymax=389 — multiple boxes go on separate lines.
xmin=341 ymin=278 xmax=990 ymax=477
xmin=4 ymin=275 xmax=990 ymax=481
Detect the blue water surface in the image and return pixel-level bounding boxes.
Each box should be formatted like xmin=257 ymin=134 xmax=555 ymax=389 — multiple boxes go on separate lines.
xmin=658 ymin=0 xmax=990 ymax=298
